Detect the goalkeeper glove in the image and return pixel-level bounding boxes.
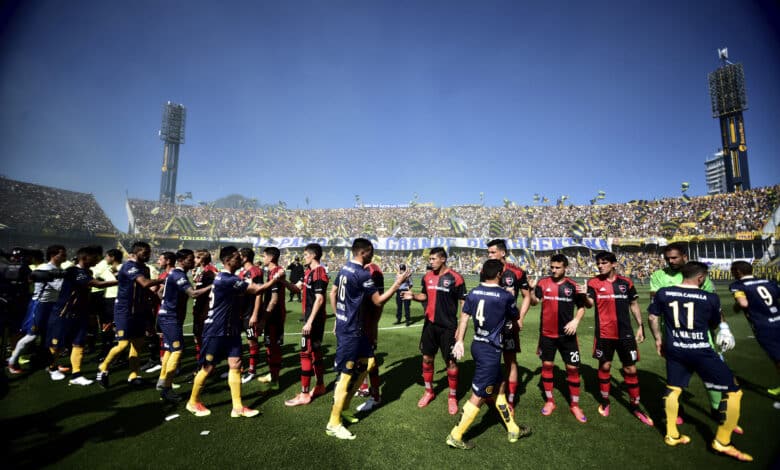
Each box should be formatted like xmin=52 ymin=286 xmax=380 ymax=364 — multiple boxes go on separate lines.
xmin=716 ymin=322 xmax=735 ymax=352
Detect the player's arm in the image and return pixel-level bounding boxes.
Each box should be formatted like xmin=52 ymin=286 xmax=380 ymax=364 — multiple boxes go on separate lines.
xmin=245 ymin=274 xmax=281 ymax=295
xmin=135 ymin=274 xmax=164 ymax=289
xmin=88 ymin=278 xmax=118 ymax=289
xmin=630 ymin=299 xmax=645 ymax=343
xmin=732 ymin=289 xmax=749 ymax=310
xmin=528 ymin=278 xmax=540 ymax=306
xmin=371 ymin=270 xmax=412 ymax=306
xmin=648 ymin=313 xmax=663 ymax=356
xmin=302 ymin=293 xmax=324 ymax=336
xmin=584 ymin=283 xmax=595 ymax=308
xmin=184 ymin=284 xmax=212 ymax=298
xmin=451 ymin=311 xmax=471 ymax=360
xmin=563 ymin=306 xmax=585 ymax=336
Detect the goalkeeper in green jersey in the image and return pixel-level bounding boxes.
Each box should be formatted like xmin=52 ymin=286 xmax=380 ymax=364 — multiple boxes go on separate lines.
xmin=649 ymin=243 xmax=742 ymax=434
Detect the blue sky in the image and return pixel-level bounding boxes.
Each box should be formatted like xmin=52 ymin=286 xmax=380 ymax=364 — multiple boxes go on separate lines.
xmin=1 ymin=0 xmax=779 ymax=231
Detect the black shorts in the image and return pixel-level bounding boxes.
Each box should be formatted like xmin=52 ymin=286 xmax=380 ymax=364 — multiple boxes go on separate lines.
xmin=537 ymin=335 xmax=581 ymax=365
xmin=419 ymin=321 xmax=456 ymax=362
xmin=592 ymin=337 xmax=639 ymax=366
xmin=242 ymin=313 xmax=261 ymax=339
xmin=502 ymin=320 xmax=521 ymax=353
xmin=301 ymin=318 xmax=325 ymax=351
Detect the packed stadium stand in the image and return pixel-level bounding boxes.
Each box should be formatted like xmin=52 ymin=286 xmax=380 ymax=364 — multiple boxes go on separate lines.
xmin=127 ymin=185 xmax=778 ymax=240
xmin=0 ymin=176 xmax=117 ymax=250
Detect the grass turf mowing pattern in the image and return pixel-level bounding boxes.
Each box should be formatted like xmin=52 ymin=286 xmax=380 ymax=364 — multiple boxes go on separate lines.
xmin=2 ymin=281 xmax=779 ymax=469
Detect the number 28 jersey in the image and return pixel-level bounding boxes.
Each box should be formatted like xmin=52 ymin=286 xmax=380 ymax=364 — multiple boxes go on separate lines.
xmin=462 ymin=283 xmax=519 ymax=350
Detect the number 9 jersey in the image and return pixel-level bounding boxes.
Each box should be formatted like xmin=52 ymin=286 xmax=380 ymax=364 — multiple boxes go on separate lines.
xmin=462 ymin=283 xmax=519 ymax=351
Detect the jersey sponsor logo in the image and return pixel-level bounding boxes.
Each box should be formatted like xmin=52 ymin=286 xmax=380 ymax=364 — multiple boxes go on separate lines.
xmin=128 ymin=267 xmax=139 ymax=274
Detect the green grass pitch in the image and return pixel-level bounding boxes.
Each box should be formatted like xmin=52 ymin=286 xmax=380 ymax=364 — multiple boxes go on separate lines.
xmin=3 ymin=278 xmax=778 ymax=469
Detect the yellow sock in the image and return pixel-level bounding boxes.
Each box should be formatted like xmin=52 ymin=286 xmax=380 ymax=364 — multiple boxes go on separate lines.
xmin=495 ymin=393 xmax=518 ymax=433
xmin=189 ymin=369 xmax=209 ymax=405
xmin=451 ymin=401 xmax=480 ymax=441
xmin=228 ymin=369 xmax=242 ymax=409
xmin=70 ymin=346 xmax=84 ymax=375
xmin=159 ymin=351 xmax=171 ymax=381
xmin=366 ymin=357 xmax=376 ymax=372
xmin=715 ymin=390 xmax=742 ymax=445
xmin=664 ymin=386 xmax=682 ymax=437
xmin=328 ymin=372 xmax=352 ymax=427
xmin=100 ymin=340 xmax=129 ymax=372
xmin=343 ymin=365 xmax=368 ymax=410
xmin=127 ymin=338 xmax=144 ymax=380
xmin=164 ymin=351 xmax=182 ymax=388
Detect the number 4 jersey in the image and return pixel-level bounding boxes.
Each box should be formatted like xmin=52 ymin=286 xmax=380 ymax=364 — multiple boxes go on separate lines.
xmin=462 ymin=283 xmax=519 ymax=350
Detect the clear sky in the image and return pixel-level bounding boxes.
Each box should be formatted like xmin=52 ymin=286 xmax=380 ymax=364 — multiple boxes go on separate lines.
xmin=1 ymin=0 xmax=779 ymax=232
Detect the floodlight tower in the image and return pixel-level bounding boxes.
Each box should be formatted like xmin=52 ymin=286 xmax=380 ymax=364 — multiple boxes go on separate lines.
xmin=707 ymin=48 xmax=750 ymax=192
xmin=159 ymin=101 xmax=186 ymax=204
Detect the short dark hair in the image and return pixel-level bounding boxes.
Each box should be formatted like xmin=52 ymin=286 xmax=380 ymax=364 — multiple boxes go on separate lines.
xmin=131 ymin=241 xmax=151 ymax=254
xmin=663 ymin=242 xmax=687 ymax=256
xmin=239 ymin=247 xmax=255 ymax=263
xmin=550 ymin=254 xmax=568 ymax=266
xmin=351 ymin=238 xmax=374 ymax=256
xmin=219 ymin=246 xmax=238 ymax=262
xmin=161 ymin=251 xmax=176 ymax=266
xmin=263 ymin=246 xmax=280 ymax=263
xmin=304 ymin=243 xmax=322 ymax=261
xmin=430 ymin=247 xmax=447 ymax=259
xmin=176 ymin=249 xmax=194 ymax=262
xmin=487 ymin=239 xmax=507 ymax=253
xmin=681 ymin=261 xmax=708 ymax=279
xmin=195 ymin=249 xmax=211 ymax=264
xmin=77 ymin=245 xmax=102 ymax=260
xmin=595 ymin=251 xmax=617 ymax=263
xmin=482 ymin=259 xmax=503 ymax=280
xmin=730 ymin=260 xmax=753 ymax=277
xmin=106 ymin=248 xmax=123 ymax=262
xmin=46 ymin=244 xmax=66 ymax=261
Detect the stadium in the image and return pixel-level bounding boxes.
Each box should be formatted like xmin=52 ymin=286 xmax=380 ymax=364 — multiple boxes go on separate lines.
xmin=2 ymin=1 xmax=780 ymax=469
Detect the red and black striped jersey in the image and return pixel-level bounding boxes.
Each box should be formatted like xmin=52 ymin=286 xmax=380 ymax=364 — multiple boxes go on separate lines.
xmin=500 ymin=263 xmax=530 ymax=302
xmin=263 ymin=265 xmax=286 ymax=315
xmin=302 ymin=265 xmax=328 ymax=321
xmin=239 ymin=265 xmax=263 ymax=316
xmin=534 ymin=277 xmax=586 ymax=338
xmin=421 ymin=268 xmax=466 ymax=329
xmin=587 ymin=275 xmax=638 ymax=340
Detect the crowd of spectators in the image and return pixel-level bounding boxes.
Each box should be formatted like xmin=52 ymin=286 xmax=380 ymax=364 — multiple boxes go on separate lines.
xmin=128 ymin=185 xmax=778 ymax=240
xmin=0 ymin=177 xmax=116 ymax=235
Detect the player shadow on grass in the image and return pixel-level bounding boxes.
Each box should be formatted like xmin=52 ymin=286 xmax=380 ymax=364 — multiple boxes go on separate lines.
xmin=5 ymin=384 xmax=168 ymax=468
xmin=375 ymin=353 xmax=425 ymax=406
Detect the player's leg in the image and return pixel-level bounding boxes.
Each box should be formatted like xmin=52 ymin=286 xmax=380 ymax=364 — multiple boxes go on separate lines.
xmin=696 ymin=356 xmax=753 ymax=461
xmin=418 ymin=322 xmax=437 ymax=407
xmin=447 ymin=393 xmax=483 ymax=449
xmin=310 ymin=327 xmax=326 ymax=397
xmin=326 ymin=336 xmax=358 ymax=439
xmin=538 ymin=337 xmax=556 ymax=415
xmin=442 ymin=326 xmax=459 ymax=415
xmin=187 ymin=354 xmax=213 ymax=418
xmin=561 ymin=336 xmax=586 ymax=422
xmin=127 ymin=336 xmax=146 ymax=383
xmin=67 ymin=320 xmax=92 ymax=385
xmin=285 ymin=334 xmax=313 ymax=406
xmin=502 ymin=324 xmax=521 ymax=407
xmin=594 ymin=338 xmax=614 ymax=416
xmin=662 ymin=358 xmax=691 ymax=445
xmin=44 ymin=315 xmax=66 ymax=381
xmin=228 ymin=349 xmax=259 ymax=418
xmin=241 ymin=312 xmax=259 ymax=382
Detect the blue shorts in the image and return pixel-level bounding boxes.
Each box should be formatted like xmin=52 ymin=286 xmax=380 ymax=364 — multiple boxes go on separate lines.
xmin=470 ymin=342 xmax=503 ymax=398
xmin=666 ymin=349 xmax=739 ymax=392
xmin=755 ymin=330 xmax=780 ymax=362
xmin=200 ymin=336 xmax=242 ymax=366
xmin=22 ymin=301 xmax=56 ymax=335
xmin=115 ymin=315 xmax=146 ymax=340
xmin=159 ymin=317 xmax=184 ymax=352
xmin=47 ymin=315 xmax=88 ymax=348
xmin=334 ymin=335 xmax=373 ymax=376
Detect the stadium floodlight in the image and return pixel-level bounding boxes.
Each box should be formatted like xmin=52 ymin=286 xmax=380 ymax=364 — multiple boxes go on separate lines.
xmin=708 ymin=63 xmax=747 ymax=118
xmin=159 ymin=101 xmax=186 ymax=204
